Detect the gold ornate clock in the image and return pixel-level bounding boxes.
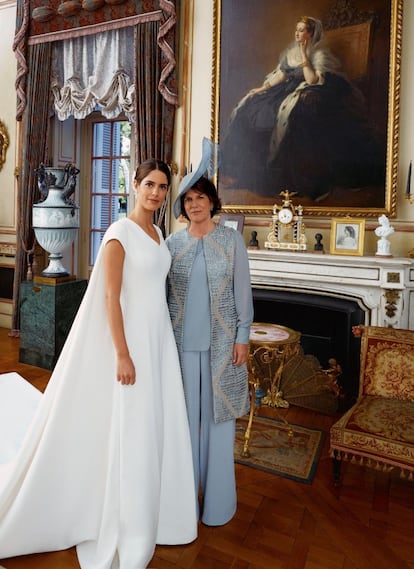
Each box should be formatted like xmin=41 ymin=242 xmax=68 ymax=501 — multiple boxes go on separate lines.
xmin=265 ymin=190 xmax=307 ymax=251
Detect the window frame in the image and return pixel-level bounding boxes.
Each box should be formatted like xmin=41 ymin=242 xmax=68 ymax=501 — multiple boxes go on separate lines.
xmin=79 ymin=111 xmax=133 ymax=276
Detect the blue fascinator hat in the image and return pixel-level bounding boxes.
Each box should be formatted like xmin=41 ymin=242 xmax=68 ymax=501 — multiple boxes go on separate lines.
xmin=173 ymin=137 xmax=220 ymax=219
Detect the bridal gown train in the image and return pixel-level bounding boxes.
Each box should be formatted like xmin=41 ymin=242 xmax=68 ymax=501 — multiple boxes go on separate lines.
xmin=0 ymin=218 xmax=198 ymax=568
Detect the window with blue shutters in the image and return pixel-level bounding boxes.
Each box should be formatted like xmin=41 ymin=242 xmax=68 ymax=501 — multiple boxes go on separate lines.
xmin=89 ymin=119 xmax=131 ymax=264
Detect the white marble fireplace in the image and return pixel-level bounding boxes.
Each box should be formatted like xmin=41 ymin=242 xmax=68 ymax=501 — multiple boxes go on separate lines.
xmin=248 ymin=250 xmax=414 ymax=330
xmin=248 ymin=250 xmax=414 ymax=405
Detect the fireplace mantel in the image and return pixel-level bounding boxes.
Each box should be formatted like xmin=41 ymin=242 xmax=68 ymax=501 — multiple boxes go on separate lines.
xmin=248 ymin=250 xmax=414 ymax=330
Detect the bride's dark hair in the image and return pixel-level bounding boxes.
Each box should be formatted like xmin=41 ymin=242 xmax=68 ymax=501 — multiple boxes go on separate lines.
xmin=134 ymin=159 xmax=171 ymax=186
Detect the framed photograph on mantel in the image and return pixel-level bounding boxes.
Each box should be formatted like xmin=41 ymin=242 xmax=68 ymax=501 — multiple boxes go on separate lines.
xmin=330 ymin=217 xmax=365 ymax=256
xmin=219 ymin=214 xmax=245 ymax=233
xmin=211 ymin=0 xmax=402 ymax=218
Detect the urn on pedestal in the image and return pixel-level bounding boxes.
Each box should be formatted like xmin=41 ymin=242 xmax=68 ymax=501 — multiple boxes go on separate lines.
xmin=33 ymin=164 xmax=80 ymax=277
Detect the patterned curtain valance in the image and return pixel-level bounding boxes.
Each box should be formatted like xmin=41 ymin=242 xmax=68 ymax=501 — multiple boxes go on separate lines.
xmin=28 ymin=0 xmax=171 ymax=43
xmin=13 ymin=0 xmax=177 ymax=120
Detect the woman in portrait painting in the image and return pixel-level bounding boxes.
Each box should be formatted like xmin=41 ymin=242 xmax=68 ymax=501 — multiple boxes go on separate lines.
xmin=220 ymin=16 xmax=385 ymax=201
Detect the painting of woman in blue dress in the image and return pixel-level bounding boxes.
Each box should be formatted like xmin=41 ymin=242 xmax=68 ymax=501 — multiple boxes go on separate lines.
xmin=220 ymin=14 xmax=386 ymax=204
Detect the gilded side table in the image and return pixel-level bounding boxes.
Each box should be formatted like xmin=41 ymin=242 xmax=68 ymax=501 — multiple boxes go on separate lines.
xmin=242 ymin=322 xmax=301 ymax=458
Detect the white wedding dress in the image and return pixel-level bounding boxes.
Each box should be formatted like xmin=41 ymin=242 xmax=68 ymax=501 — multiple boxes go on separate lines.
xmin=0 ymin=218 xmax=197 ymax=568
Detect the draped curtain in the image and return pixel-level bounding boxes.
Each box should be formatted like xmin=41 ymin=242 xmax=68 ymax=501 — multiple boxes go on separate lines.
xmin=134 ymin=20 xmax=176 ymax=226
xmin=51 ymin=28 xmax=136 ymax=122
xmin=11 ymin=0 xmax=178 ymax=334
xmin=11 ymin=43 xmax=52 ymax=335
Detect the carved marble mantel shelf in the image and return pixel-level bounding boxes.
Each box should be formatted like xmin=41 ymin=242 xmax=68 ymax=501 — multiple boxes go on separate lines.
xmin=247 ymin=250 xmax=414 ymax=330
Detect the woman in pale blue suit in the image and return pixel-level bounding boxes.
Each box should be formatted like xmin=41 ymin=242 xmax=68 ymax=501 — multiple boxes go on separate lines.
xmin=166 ymin=138 xmax=253 ymax=526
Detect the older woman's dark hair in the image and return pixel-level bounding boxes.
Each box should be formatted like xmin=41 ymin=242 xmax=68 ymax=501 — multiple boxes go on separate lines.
xmin=134 ymin=159 xmax=171 ymax=186
xmin=179 ymin=176 xmax=222 ymax=220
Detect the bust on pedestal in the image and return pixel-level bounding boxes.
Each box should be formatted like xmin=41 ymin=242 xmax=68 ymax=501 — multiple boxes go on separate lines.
xmin=375 ymin=215 xmax=394 ymax=257
xmin=248 ymin=231 xmax=260 ymax=250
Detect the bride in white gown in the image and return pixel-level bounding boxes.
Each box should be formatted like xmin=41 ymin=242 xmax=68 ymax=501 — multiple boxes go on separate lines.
xmin=0 ymin=160 xmax=197 ymax=568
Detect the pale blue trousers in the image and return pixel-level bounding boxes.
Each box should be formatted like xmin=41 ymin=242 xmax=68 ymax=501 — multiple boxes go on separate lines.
xmin=181 ymin=350 xmax=236 ymax=526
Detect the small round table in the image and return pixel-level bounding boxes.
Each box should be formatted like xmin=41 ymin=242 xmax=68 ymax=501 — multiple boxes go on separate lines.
xmin=242 ymin=323 xmax=301 ymax=457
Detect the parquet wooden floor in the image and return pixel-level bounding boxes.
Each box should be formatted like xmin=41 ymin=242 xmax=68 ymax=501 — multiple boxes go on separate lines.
xmin=0 ymin=327 xmax=413 ymax=569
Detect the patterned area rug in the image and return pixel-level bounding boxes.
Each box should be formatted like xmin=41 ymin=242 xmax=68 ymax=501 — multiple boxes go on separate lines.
xmin=235 ymin=415 xmax=325 ymax=484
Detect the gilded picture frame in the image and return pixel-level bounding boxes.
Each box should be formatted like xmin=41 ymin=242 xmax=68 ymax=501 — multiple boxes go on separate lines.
xmin=211 ymin=0 xmax=402 ymax=218
xmin=0 ymin=120 xmax=9 ymax=172
xmin=219 ymin=213 xmax=245 ymax=233
xmin=330 ymin=217 xmax=365 ymax=255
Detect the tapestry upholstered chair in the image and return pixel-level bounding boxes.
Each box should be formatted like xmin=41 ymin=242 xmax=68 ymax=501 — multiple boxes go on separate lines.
xmin=330 ymin=325 xmax=414 ymax=484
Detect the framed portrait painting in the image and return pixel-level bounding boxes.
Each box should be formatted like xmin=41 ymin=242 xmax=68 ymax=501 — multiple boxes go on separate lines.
xmin=219 ymin=214 xmax=245 ymax=233
xmin=330 ymin=217 xmax=365 ymax=255
xmin=211 ymin=0 xmax=403 ymax=218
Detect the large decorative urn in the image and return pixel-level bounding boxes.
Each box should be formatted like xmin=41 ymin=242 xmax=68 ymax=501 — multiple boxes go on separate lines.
xmin=33 ymin=164 xmax=80 ymax=277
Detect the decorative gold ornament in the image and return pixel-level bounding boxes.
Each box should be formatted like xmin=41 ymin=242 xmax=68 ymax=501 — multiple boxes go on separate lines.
xmin=384 ymin=289 xmax=400 ymax=318
xmin=0 ymin=120 xmax=9 ymax=172
xmin=265 ymin=190 xmax=307 ymax=251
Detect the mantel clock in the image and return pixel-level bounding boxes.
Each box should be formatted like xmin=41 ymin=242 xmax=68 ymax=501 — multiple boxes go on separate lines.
xmin=265 ymin=190 xmax=307 ymax=251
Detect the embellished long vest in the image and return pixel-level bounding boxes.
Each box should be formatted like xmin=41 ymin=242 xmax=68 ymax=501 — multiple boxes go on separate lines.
xmin=166 ymin=224 xmax=251 ymax=423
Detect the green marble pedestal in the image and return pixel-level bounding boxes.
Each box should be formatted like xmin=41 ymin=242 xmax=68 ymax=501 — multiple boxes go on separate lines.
xmin=19 ymin=279 xmax=88 ymax=370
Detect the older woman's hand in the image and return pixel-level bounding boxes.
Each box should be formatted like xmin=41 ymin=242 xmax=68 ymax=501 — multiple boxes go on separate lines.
xmin=233 ymin=343 xmax=249 ymax=366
